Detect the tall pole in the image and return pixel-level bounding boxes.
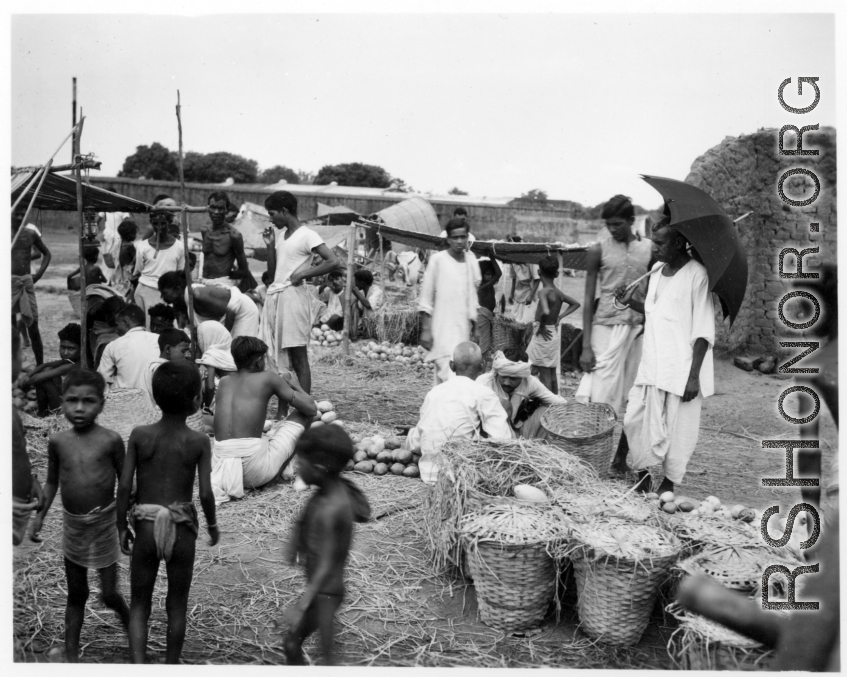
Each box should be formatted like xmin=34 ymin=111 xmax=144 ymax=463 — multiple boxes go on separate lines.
xmin=71 ymin=78 xmax=77 ymax=164
xmin=378 ymin=233 xmax=387 ymax=337
xmin=342 ymin=225 xmax=356 ymax=354
xmin=176 ymin=91 xmax=199 ymax=355
xmin=73 ymin=115 xmax=89 ymax=368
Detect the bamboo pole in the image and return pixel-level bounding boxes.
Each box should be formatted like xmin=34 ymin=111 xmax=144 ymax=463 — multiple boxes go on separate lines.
xmin=71 ymin=78 xmax=77 ymax=164
xmin=378 ymin=232 xmax=387 ymax=337
xmin=342 ymin=225 xmax=357 ymax=354
xmin=73 ymin=116 xmax=89 ymax=368
xmin=176 ymin=91 xmax=199 ymax=355
xmin=11 ymin=161 xmax=52 ymax=250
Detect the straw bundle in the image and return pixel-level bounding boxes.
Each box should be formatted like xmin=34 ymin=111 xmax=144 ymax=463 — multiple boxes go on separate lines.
xmin=361 ymin=306 xmax=420 ymax=345
xmin=422 ymin=438 xmax=597 ymax=572
xmin=552 ymin=482 xmax=660 ymax=526
xmin=667 ymin=603 xmax=778 ymax=671
xmin=559 ymin=520 xmax=681 ymax=646
xmin=676 ymin=545 xmax=800 ymax=594
xmin=459 ymin=504 xmax=570 ymax=633
xmin=661 ymin=512 xmax=760 ymax=555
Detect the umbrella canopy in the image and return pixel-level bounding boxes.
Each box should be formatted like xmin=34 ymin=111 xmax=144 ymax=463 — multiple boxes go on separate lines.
xmin=641 ymin=174 xmax=748 ymax=324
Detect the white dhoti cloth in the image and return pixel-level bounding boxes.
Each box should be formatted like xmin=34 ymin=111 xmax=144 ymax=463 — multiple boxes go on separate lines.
xmin=226 ymin=287 xmax=260 ymax=338
xmin=211 ymin=420 xmax=305 ymax=504
xmin=260 ymin=282 xmax=320 ymax=375
xmin=575 ymin=324 xmax=642 ymax=417
xmin=526 ymin=322 xmax=561 ymax=368
xmin=624 ymin=384 xmax=702 ymax=484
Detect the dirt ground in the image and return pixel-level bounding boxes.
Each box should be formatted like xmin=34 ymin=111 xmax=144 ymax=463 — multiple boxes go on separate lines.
xmin=12 ymin=287 xmax=837 ymax=666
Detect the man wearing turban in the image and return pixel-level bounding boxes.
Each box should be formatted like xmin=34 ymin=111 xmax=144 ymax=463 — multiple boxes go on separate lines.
xmin=477 ymin=350 xmax=566 ymax=439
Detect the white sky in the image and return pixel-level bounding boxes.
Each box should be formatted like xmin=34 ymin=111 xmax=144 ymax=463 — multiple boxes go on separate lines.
xmin=10 ymin=10 xmax=837 ymax=209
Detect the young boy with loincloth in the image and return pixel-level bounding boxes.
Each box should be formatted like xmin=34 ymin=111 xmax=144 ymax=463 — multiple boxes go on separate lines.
xmin=117 ymin=361 xmax=219 ymax=664
xmin=12 ymin=324 xmax=45 ymax=545
xmin=282 ymin=426 xmax=371 ymax=666
xmin=526 ymin=256 xmax=580 ymax=394
xmin=20 ymin=322 xmax=82 ymax=416
xmin=31 ymin=369 xmax=130 ymax=662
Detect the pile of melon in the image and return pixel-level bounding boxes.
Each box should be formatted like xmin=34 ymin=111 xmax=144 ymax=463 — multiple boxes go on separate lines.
xmin=310 ymin=325 xmax=345 ymax=348
xmin=310 ymin=400 xmax=346 ymax=428
xmin=12 ymin=363 xmax=38 ymax=415
xmin=348 ymin=434 xmax=421 ymax=479
xmin=650 ymin=491 xmax=755 ymax=522
xmin=354 ymin=341 xmax=434 ymax=372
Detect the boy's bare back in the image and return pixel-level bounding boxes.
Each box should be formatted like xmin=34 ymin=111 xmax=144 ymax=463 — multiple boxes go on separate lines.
xmin=129 ymin=421 xmax=210 ymax=507
xmin=215 ymin=371 xmax=293 ymax=440
xmin=48 ymin=424 xmax=124 ymax=514
xmin=536 ymin=287 xmax=565 ymax=324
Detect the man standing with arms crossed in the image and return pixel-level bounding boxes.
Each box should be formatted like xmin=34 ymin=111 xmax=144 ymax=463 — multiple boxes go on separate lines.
xmin=576 ymin=195 xmax=653 ymax=474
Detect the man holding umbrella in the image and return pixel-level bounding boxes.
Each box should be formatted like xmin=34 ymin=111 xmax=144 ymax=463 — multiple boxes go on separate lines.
xmin=615 ymin=218 xmax=715 ymax=495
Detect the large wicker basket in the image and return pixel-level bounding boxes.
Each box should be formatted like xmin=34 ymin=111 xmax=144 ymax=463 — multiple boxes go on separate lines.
xmin=492 ymin=315 xmax=532 ymax=355
xmin=465 ymin=539 xmax=557 ymax=633
xmin=541 ymin=402 xmax=617 ymax=475
xmin=100 ymin=388 xmax=159 ymax=442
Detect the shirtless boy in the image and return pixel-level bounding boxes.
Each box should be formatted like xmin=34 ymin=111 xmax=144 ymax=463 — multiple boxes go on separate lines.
xmin=283 ymin=426 xmax=371 ymax=665
xmin=211 ymin=336 xmax=317 ymax=503
xmin=526 ymin=256 xmax=580 ymax=394
xmin=31 ymin=369 xmax=130 ymax=662
xmin=12 ymin=324 xmax=44 ymax=545
xmin=158 ymin=270 xmax=260 ymax=339
xmin=12 ymin=210 xmax=52 ymax=364
xmin=117 ymin=361 xmax=218 ymax=664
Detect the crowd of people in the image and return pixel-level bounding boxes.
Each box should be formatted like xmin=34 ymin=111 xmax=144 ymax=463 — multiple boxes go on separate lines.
xmin=11 ymin=189 xmax=836 ymax=667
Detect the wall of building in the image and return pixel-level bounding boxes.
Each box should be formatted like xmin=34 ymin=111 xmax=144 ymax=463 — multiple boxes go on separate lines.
xmin=685 ymin=127 xmax=836 ymax=356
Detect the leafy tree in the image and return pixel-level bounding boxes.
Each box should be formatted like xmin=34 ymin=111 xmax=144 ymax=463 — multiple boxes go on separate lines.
xmin=314 ymin=162 xmax=393 ymax=188
xmin=182 ymin=151 xmax=259 ymax=184
xmin=448 ymin=187 xmax=469 ymax=195
xmin=259 ymin=165 xmax=299 ymax=185
xmin=520 ymin=189 xmax=548 ymax=202
xmin=118 ymin=142 xmax=179 ymax=181
xmin=389 ymin=176 xmax=414 ymax=193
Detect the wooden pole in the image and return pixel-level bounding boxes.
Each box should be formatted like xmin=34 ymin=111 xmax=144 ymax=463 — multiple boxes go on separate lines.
xmin=176 ymin=91 xmax=199 ymax=355
xmin=342 ymin=225 xmax=357 ymax=354
xmin=378 ymin=233 xmax=387 ymax=336
xmin=71 ymin=78 xmax=77 ymax=164
xmin=73 ymin=116 xmax=89 ymax=368
xmin=11 ymin=160 xmax=54 ymax=251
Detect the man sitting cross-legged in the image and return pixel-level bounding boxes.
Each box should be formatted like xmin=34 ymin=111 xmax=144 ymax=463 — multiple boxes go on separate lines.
xmin=211 ymin=336 xmax=317 ymax=503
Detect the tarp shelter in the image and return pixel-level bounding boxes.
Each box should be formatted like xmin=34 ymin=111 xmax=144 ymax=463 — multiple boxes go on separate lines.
xmin=316 ymin=202 xmax=359 ymax=226
xmin=234 ymin=202 xmax=350 ymax=254
xmin=360 ymin=197 xmax=590 ymax=270
xmin=11 ymin=170 xmax=151 ymax=213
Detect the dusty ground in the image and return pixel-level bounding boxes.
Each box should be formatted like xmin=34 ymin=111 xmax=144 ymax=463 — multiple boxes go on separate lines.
xmin=12 ymin=284 xmax=836 ymax=667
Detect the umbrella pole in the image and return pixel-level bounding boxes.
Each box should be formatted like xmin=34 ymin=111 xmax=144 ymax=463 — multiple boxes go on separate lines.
xmin=73 ymin=117 xmax=89 ymax=369
xmin=176 ymin=90 xmax=199 ymax=356
xmin=342 ymin=225 xmax=356 ymax=355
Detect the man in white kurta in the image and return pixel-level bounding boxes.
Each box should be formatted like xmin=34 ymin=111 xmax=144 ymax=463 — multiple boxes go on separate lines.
xmin=622 ymin=248 xmax=715 ymax=495
xmin=406 ymin=343 xmax=512 ymax=485
xmin=418 ymin=219 xmax=482 ymax=384
xmin=477 ymin=350 xmax=566 ymax=439
xmin=97 ymin=305 xmax=161 ymax=392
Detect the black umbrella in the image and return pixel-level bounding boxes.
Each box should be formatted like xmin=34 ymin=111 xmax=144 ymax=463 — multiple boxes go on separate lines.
xmin=641 ymin=174 xmax=748 ymax=325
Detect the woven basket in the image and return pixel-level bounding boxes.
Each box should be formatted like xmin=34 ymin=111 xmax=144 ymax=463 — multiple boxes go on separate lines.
xmin=671 ymin=611 xmax=777 ymax=671
xmin=541 ymin=402 xmax=617 ymax=475
xmin=677 ymin=546 xmax=797 ymax=594
xmin=492 ymin=316 xmax=532 ymax=354
xmin=100 ymin=388 xmax=159 ymax=442
xmin=465 ymin=539 xmax=557 ymax=633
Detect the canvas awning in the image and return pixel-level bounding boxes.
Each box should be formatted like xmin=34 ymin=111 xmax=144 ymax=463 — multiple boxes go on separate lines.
xmin=11 ymin=170 xmax=151 ymax=213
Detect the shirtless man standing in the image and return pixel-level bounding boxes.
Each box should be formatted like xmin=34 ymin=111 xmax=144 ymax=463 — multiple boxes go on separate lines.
xmin=211 ymin=336 xmax=318 ymax=502
xmin=12 ymin=209 xmax=52 ymax=365
xmin=201 ymin=191 xmax=255 ymax=291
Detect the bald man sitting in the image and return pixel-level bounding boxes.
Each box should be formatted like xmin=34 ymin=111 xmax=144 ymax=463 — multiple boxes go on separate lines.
xmin=477 ymin=349 xmax=566 ymax=439
xmin=406 ymin=342 xmax=513 ymax=485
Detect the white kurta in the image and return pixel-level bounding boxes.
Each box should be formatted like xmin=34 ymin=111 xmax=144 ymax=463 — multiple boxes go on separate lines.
xmin=97 ymin=327 xmax=162 ymax=392
xmin=417 ymin=250 xmax=481 ymax=362
xmin=407 ymin=375 xmax=512 ymax=484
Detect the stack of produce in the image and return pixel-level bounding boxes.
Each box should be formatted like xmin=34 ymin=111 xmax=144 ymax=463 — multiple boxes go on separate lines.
xmin=459 ymin=503 xmax=571 ymax=633
xmin=558 ymin=518 xmax=682 ymax=646
xmin=12 ymin=364 xmax=38 ymax=415
xmin=348 ymin=433 xmax=420 ymax=478
xmin=309 ymin=400 xmax=348 ymax=430
xmin=310 ymin=324 xmax=345 ymax=348
xmin=649 ymin=491 xmax=756 ymax=522
xmin=353 ymin=340 xmax=434 ymax=372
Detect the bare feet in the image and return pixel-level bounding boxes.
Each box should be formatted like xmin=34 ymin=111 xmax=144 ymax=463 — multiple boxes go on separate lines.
xmin=633 ymin=471 xmax=652 ymax=493
xmin=656 ymin=478 xmax=674 ymax=495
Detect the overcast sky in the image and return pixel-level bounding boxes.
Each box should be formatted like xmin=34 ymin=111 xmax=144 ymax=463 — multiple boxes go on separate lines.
xmin=10 ymin=11 xmax=836 ymax=209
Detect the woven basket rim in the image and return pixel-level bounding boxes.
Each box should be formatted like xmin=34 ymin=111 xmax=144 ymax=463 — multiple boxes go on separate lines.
xmin=541 ymin=401 xmax=617 ymax=443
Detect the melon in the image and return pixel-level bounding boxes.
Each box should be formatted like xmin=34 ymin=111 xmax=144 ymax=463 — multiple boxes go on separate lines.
xmin=366 ymin=447 xmax=381 ymax=459
xmin=376 ymin=450 xmax=394 ymax=464
xmin=738 ymin=508 xmax=756 ymax=523
xmin=345 ymin=460 xmax=355 ymax=471
xmin=659 ymin=491 xmax=675 ymax=505
xmin=662 ymin=501 xmax=678 ymax=514
xmin=354 ymin=460 xmax=374 ymax=473
xmin=374 ymin=463 xmax=389 ymax=476
xmin=311 ymin=420 xmax=324 ymax=428
xmin=730 ymin=504 xmax=746 ymax=519
xmin=321 ymin=411 xmax=338 ymax=424
xmin=331 ymin=420 xmax=345 ymax=427
xmin=513 ymin=484 xmax=549 ymax=503
xmin=390 ymin=463 xmax=405 ymax=475
xmin=321 ymin=324 xmax=330 ymax=332
xmin=394 ymin=449 xmax=413 ymax=464
xmin=384 ymin=437 xmax=403 ymax=450
xmin=705 ymin=495 xmax=721 ymax=508
xmin=316 ymin=400 xmax=334 ymax=413
xmin=678 ymin=501 xmax=696 ymax=513
xmin=353 ymin=450 xmax=367 ymax=463
xmin=645 ymin=492 xmax=659 ymax=500
xmin=403 ymin=466 xmax=420 ymax=478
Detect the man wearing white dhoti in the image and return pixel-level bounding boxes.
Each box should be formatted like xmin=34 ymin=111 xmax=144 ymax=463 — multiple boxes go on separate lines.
xmin=406 ymin=343 xmax=512 ymax=485
xmin=259 ymin=191 xmax=340 ymax=413
xmin=211 ymin=336 xmax=317 ymax=503
xmin=576 ymin=195 xmax=653 ymax=474
xmin=615 ymin=221 xmax=715 ymax=496
xmin=508 ymin=260 xmax=540 ymax=324
xmin=418 ymin=219 xmax=482 ymax=384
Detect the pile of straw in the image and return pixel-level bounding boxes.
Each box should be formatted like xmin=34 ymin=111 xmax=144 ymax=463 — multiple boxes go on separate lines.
xmin=553 ymin=482 xmax=660 ymax=526
xmin=560 ymin=519 xmax=681 ymax=562
xmin=361 ymin=306 xmax=420 ymax=345
xmin=422 ymin=438 xmax=595 ymax=572
xmin=459 ymin=503 xmax=571 ymax=548
xmin=661 ymin=512 xmax=760 ymax=555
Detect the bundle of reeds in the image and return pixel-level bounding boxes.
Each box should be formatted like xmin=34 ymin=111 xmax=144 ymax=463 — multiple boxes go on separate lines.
xmin=361 ymin=305 xmax=421 ymax=345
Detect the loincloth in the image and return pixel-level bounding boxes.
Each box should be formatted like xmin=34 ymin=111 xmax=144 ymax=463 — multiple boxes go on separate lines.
xmin=130 ymin=502 xmax=199 ymax=562
xmin=63 ymin=501 xmax=120 ymax=569
xmin=12 ymin=274 xmax=38 ymax=325
xmin=526 ymin=323 xmax=560 ymax=368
